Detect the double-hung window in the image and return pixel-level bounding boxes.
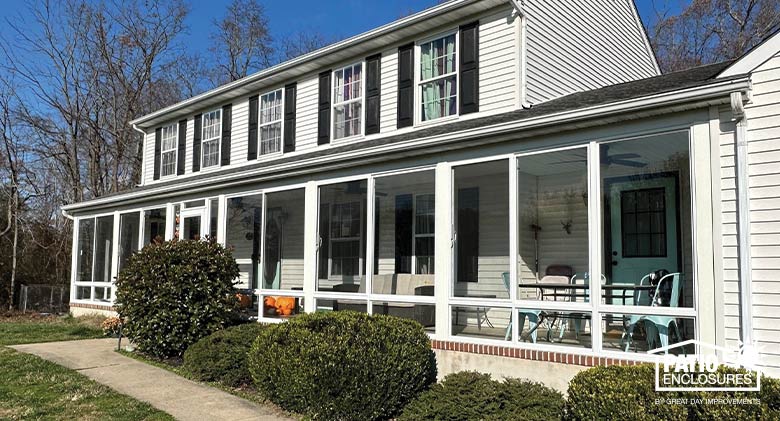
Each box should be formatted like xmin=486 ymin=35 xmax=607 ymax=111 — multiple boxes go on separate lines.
xmin=160 ymin=124 xmax=177 ymax=177
xmin=419 ymin=33 xmax=457 ymax=122
xmin=333 ymin=63 xmax=363 ymax=140
xmin=201 ymin=109 xmax=221 ymax=168
xmin=259 ymin=89 xmax=282 ymax=155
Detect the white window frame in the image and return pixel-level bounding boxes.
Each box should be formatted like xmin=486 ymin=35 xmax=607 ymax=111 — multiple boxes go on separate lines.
xmin=259 ymin=88 xmax=284 ymax=157
xmin=412 ymin=193 xmax=436 ymax=275
xmin=160 ymin=123 xmax=178 ymax=178
xmin=72 ymin=213 xmax=116 ymax=304
xmin=415 ymin=30 xmax=459 ymax=126
xmin=331 ymin=62 xmax=365 ymax=141
xmin=201 ymin=109 xmax=222 ymax=169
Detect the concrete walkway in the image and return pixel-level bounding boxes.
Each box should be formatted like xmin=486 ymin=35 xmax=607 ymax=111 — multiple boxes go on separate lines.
xmin=11 ymin=338 xmax=293 ymax=421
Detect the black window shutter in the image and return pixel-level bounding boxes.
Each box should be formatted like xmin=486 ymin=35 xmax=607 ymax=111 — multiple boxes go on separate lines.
xmin=284 ymin=83 xmax=297 ymax=152
xmin=247 ymin=95 xmax=259 ymax=160
xmin=176 ymin=119 xmax=187 ymax=175
xmin=397 ymin=43 xmax=414 ymax=128
xmin=153 ymin=127 xmax=162 ymax=180
xmin=365 ymin=54 xmax=381 ymax=135
xmin=394 ymin=194 xmax=413 ymax=274
xmin=221 ymin=104 xmax=232 ymax=166
xmin=317 ymin=71 xmax=331 ymax=145
xmin=457 ymin=187 xmax=479 ymax=282
xmin=192 ymin=114 xmax=202 ymax=172
xmin=459 ymin=21 xmax=480 ymax=115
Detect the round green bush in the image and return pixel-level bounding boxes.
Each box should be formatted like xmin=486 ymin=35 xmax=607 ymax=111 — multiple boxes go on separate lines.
xmin=115 ymin=239 xmax=240 ymax=359
xmin=248 ymin=311 xmax=437 ymax=421
xmin=183 ymin=323 xmax=267 ymax=387
xmin=399 ymin=371 xmax=564 ymax=421
xmin=565 ymin=364 xmax=780 ymax=420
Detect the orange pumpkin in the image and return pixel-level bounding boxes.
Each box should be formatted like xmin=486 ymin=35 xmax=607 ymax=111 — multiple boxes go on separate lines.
xmin=236 ymin=293 xmax=252 ymax=309
xmin=275 ymin=297 xmax=296 ymax=316
xmin=263 ymin=296 xmax=277 ymax=309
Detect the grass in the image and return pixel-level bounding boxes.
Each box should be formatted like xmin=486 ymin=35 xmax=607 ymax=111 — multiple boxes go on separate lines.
xmin=0 ymin=347 xmax=172 ymax=420
xmin=0 ymin=313 xmax=104 ymax=346
xmin=118 ymin=349 xmax=298 ymax=420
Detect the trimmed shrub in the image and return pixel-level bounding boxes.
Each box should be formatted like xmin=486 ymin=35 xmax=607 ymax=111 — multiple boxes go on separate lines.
xmin=565 ymin=364 xmax=780 ymax=420
xmin=399 ymin=371 xmax=564 ymax=421
xmin=115 ymin=239 xmax=239 ymax=359
xmin=183 ymin=323 xmax=267 ymax=387
xmin=248 ymin=311 xmax=437 ymax=421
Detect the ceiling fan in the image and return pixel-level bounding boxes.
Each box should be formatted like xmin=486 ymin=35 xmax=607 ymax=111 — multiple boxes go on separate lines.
xmin=552 ymin=145 xmax=647 ymax=168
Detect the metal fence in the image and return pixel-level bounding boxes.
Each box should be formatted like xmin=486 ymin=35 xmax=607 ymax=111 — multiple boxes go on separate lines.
xmin=19 ymin=284 xmax=69 ymax=314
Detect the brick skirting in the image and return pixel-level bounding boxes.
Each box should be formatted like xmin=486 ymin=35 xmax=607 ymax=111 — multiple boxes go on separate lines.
xmin=70 ymin=302 xmax=115 ymax=311
xmin=430 ymin=339 xmax=644 ymax=368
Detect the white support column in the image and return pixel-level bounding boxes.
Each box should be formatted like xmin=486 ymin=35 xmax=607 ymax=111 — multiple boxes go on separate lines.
xmin=434 ymin=162 xmax=453 ymax=338
xmin=137 ymin=210 xmax=145 ymax=250
xmin=217 ymin=195 xmax=227 ymax=245
xmin=303 ymin=181 xmax=319 ymax=313
xmin=365 ymin=177 xmax=376 ymax=314
xmin=508 ymin=157 xmax=519 ymax=342
xmin=70 ymin=218 xmax=80 ymax=303
xmin=588 ymin=141 xmax=603 ymax=353
xmin=110 ymin=212 xmax=120 ymax=303
xmin=165 ymin=203 xmax=175 ymax=241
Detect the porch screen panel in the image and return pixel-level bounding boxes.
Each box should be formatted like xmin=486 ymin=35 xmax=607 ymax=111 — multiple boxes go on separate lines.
xmin=373 ymin=171 xmax=435 ymax=296
xmin=92 ymin=216 xmax=114 ymax=284
xmin=143 ymin=208 xmax=166 ymax=245
xmin=453 ymin=160 xmax=509 ymax=299
xmin=227 ymin=194 xmax=263 ymax=290
xmin=76 ymin=219 xmax=95 ymax=283
xmin=262 ymin=188 xmax=305 ymax=291
xmin=317 ymin=180 xmax=367 ymax=294
xmin=516 ymin=149 xmax=589 ymax=302
xmin=118 ymin=212 xmax=140 ymax=272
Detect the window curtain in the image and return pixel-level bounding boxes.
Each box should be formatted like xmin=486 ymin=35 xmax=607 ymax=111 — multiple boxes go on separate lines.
xmin=421 ymin=37 xmax=456 ymax=121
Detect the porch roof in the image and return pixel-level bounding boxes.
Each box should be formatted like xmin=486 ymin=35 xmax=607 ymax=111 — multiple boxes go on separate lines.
xmin=64 ymin=60 xmax=748 ymax=214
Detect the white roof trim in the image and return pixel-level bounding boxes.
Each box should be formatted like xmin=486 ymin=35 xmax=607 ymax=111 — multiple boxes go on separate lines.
xmin=719 ymin=30 xmax=780 ymax=78
xmin=65 ymin=76 xmax=751 ymax=213
xmin=629 ymin=0 xmax=661 ymax=76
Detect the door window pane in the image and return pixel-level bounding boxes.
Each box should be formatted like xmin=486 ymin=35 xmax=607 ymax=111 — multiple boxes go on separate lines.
xmin=262 ymin=189 xmax=305 ymax=291
xmin=453 ymin=160 xmax=509 ymax=299
xmin=118 ymin=212 xmax=140 ymax=272
xmin=76 ymin=219 xmax=95 ymax=282
xmin=208 ymin=198 xmax=219 ymax=239
xmin=516 ymin=149 xmax=589 ymax=302
xmin=600 ymin=132 xmax=693 ymax=308
xmin=374 ymin=171 xmax=436 ymax=295
xmin=182 ymin=216 xmax=201 ymax=240
xmin=143 ymin=208 xmax=166 ymax=245
xmin=92 ymin=216 xmax=114 ymax=283
xmin=227 ymin=194 xmax=263 ymax=290
xmin=317 ymin=181 xmax=367 ymax=293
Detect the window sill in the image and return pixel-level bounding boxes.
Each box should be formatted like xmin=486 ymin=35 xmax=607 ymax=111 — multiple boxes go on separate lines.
xmin=415 ymin=114 xmax=460 ymax=128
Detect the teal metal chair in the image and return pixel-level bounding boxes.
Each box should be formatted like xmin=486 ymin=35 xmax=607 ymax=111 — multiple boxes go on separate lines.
xmin=567 ymin=272 xmax=605 ymax=339
xmin=643 ymin=273 xmax=683 ymax=352
xmin=502 ymin=272 xmax=540 ymax=342
xmin=264 ymin=262 xmax=281 ymax=289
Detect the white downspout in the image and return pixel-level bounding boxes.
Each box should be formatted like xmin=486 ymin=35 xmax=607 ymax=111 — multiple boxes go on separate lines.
xmin=132 ymin=123 xmax=148 ymax=187
xmin=510 ymin=0 xmax=532 ymax=109
xmin=731 ymin=90 xmax=753 ymax=347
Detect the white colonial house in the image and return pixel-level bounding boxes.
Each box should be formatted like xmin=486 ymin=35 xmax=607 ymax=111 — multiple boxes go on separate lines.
xmin=62 ymin=0 xmax=780 ymax=388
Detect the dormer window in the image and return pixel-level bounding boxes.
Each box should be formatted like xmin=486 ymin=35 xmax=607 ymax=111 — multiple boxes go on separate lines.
xmin=160 ymin=123 xmax=178 ymax=177
xmin=419 ymin=33 xmax=457 ymax=122
xmin=259 ymin=89 xmax=283 ymax=155
xmin=201 ymin=109 xmax=222 ymax=168
xmin=332 ymin=63 xmax=363 ymax=140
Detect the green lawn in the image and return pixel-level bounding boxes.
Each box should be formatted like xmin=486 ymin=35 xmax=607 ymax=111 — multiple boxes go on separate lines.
xmin=0 ymin=347 xmax=172 ymax=420
xmin=0 ymin=314 xmax=104 ymax=346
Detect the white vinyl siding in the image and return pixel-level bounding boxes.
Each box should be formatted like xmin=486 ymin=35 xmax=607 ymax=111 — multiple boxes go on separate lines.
xmin=260 ymin=89 xmax=283 ymax=155
xmin=479 ymin=9 xmax=517 ymax=113
xmin=524 ymin=0 xmax=658 ymax=104
xmin=201 ymin=110 xmax=221 ymax=168
xmin=160 ymin=124 xmax=177 ymax=177
xmin=380 ymin=49 xmax=398 ymax=133
xmin=231 ymin=99 xmax=249 ymax=164
xmin=295 ymin=76 xmax=319 ymax=151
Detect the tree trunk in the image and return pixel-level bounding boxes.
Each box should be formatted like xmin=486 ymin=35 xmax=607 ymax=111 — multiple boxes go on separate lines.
xmin=8 ymin=196 xmax=18 ymax=311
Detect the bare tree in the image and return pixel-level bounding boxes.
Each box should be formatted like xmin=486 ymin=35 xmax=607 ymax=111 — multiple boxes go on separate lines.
xmin=279 ymin=31 xmax=336 ymax=61
xmin=650 ymin=0 xmax=780 ymax=73
xmin=210 ymin=0 xmax=273 ymax=84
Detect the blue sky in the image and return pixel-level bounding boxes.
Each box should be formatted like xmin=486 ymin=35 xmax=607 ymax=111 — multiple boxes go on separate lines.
xmin=1 ymin=1 xmax=665 ymax=56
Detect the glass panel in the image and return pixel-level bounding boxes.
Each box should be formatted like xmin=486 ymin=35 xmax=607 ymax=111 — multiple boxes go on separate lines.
xmin=261 ymin=295 xmax=302 ymax=319
xmin=315 ymin=298 xmax=367 ymax=313
xmin=92 ymin=216 xmax=114 ymax=284
xmin=420 ymin=76 xmax=457 ymax=121
xmin=118 ymin=212 xmax=140 ymax=272
xmin=600 ymin=132 xmax=693 ymax=308
xmin=451 ymin=306 xmax=510 ymax=341
xmin=516 ymin=149 xmax=589 ymax=303
xmin=227 ymin=194 xmax=263 ymax=290
xmin=142 ymin=208 xmax=166 ymax=245
xmin=182 ymin=216 xmax=201 ymax=240
xmin=173 ymin=205 xmax=181 ymax=240
xmin=184 ymin=200 xmax=205 ymax=208
xmin=76 ymin=219 xmax=95 ymax=282
xmin=76 ymin=286 xmax=91 ymax=300
xmin=372 ymin=302 xmax=435 ymax=333
xmin=262 ymin=189 xmax=305 ymax=291
xmin=317 ymin=180 xmax=367 ymax=293
xmin=374 ymin=171 xmax=436 ymax=295
xmin=208 ymin=198 xmax=219 ymax=239
xmin=517 ymin=310 xmax=592 ymax=349
xmin=602 ymin=313 xmax=695 ymax=354
xmin=93 ymin=286 xmax=110 ymax=302
xmin=453 ymin=160 xmax=509 ymax=299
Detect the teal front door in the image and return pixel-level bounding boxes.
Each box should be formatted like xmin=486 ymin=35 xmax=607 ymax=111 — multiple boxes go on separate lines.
xmin=608 ymin=176 xmax=679 ymax=303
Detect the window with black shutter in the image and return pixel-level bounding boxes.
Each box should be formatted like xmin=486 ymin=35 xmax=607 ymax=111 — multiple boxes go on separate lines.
xmin=284 ymin=83 xmax=297 ymax=152
xmin=192 ymin=113 xmax=202 ymax=172
xmin=247 ymin=95 xmax=259 ymax=160
xmin=397 ymin=44 xmax=414 ymax=128
xmin=177 ymin=119 xmax=187 ymax=175
xmin=153 ymin=127 xmax=162 ymax=180
xmin=317 ymin=71 xmax=331 ymax=145
xmin=459 ymin=21 xmax=479 ymax=115
xmin=220 ymin=104 xmax=232 ymax=166
xmin=365 ymin=54 xmax=381 ymax=135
